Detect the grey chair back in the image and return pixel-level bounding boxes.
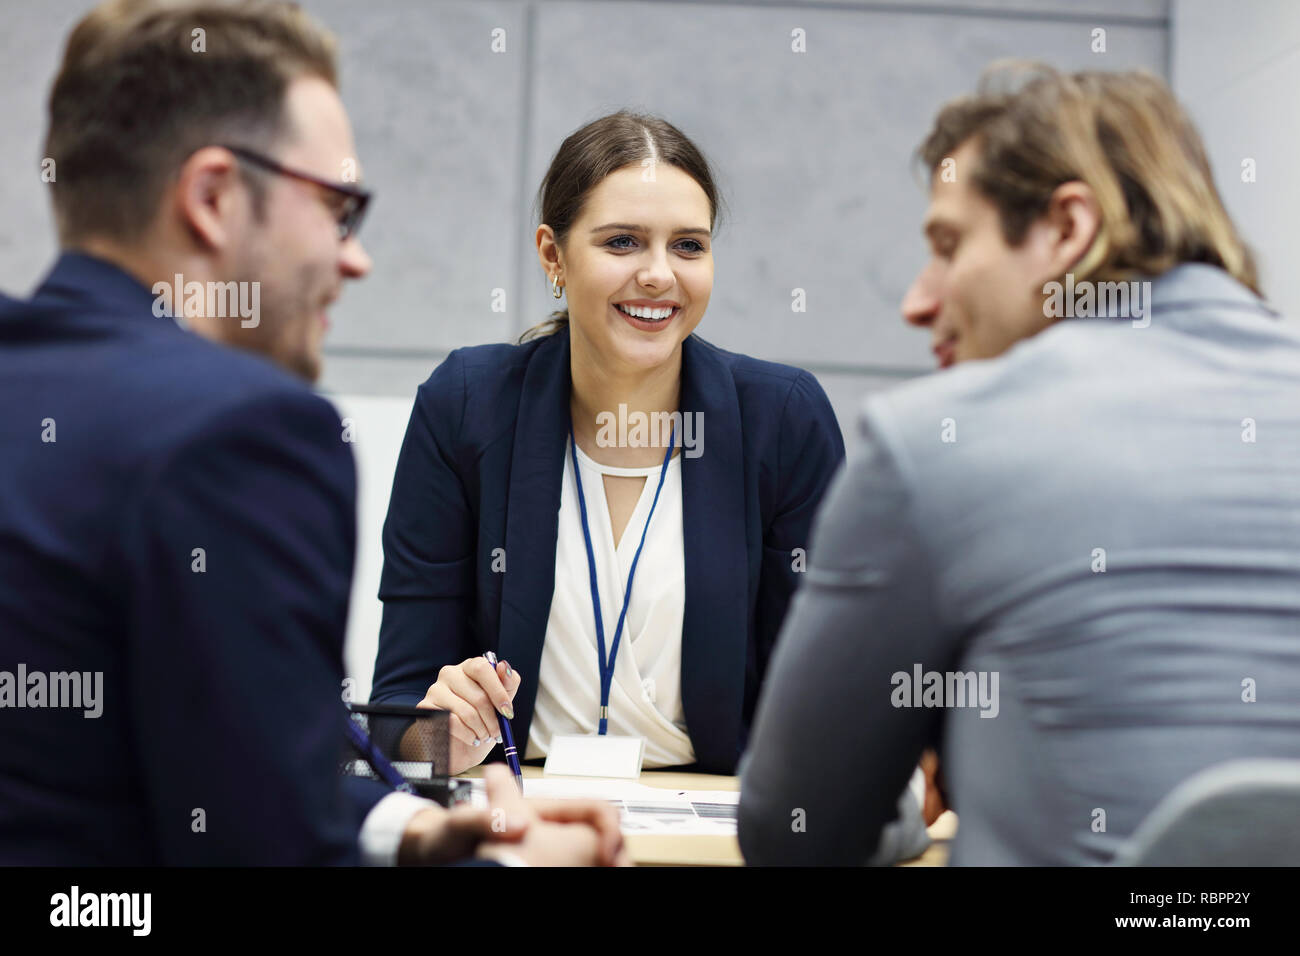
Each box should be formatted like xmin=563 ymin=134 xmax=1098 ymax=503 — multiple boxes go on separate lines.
xmin=1115 ymin=759 xmax=1300 ymax=866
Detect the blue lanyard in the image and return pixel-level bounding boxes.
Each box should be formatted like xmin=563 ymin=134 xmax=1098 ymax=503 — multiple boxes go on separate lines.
xmin=568 ymin=419 xmax=676 ymax=735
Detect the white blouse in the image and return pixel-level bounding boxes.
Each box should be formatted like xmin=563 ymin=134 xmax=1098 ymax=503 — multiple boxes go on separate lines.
xmin=524 ymin=441 xmax=695 ymax=768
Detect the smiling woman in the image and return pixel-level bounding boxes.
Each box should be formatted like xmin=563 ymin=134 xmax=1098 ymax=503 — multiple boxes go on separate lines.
xmin=370 ymin=110 xmax=845 ymax=778
xmin=521 ymin=111 xmax=723 ymax=349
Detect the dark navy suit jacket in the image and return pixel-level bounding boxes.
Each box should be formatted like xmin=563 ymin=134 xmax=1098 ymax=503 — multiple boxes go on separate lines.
xmin=0 ymin=252 xmax=387 ymax=864
xmin=371 ymin=327 xmax=845 ymax=773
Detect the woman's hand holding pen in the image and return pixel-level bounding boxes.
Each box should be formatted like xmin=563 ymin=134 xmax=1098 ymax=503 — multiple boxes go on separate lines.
xmin=417 ymin=656 xmax=522 ymax=775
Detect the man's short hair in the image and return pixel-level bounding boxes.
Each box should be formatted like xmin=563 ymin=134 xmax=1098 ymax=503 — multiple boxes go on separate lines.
xmin=918 ymin=62 xmax=1259 ymax=294
xmin=44 ymin=0 xmax=338 ymax=245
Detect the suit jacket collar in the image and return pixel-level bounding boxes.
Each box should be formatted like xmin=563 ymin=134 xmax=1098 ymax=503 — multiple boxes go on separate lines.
xmin=498 ymin=328 xmax=748 ymax=771
xmin=1149 ymin=263 xmax=1279 ymax=319
xmin=35 ymin=251 xmax=163 ymax=320
xmin=678 ymin=335 xmax=748 ymax=770
xmin=498 ymin=329 xmax=571 ymax=743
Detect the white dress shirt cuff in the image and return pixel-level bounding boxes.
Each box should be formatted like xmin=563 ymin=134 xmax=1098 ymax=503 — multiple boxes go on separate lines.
xmin=358 ymin=791 xmax=438 ymax=866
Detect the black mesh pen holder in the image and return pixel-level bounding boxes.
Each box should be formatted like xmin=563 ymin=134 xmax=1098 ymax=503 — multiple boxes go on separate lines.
xmin=342 ymin=702 xmax=471 ymax=807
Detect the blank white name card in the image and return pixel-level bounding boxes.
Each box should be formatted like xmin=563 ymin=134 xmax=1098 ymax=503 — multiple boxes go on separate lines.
xmin=543 ymin=734 xmax=645 ymax=779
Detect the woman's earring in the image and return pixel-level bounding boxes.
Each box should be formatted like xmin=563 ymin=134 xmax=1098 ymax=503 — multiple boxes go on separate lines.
xmin=551 ymin=274 xmax=563 ymax=299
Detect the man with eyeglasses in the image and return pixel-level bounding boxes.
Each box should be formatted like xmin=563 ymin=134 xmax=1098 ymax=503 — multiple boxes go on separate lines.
xmin=0 ymin=0 xmax=624 ymax=866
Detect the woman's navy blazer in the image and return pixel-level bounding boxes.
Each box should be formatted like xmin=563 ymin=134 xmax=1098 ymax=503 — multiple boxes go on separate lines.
xmin=371 ymin=327 xmax=845 ymax=773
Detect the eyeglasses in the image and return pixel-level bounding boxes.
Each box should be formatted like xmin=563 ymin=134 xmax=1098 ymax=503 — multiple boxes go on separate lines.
xmin=220 ymin=144 xmax=372 ymax=241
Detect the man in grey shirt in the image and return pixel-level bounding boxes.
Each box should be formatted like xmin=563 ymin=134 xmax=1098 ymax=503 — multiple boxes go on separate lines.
xmin=739 ymin=65 xmax=1300 ymax=865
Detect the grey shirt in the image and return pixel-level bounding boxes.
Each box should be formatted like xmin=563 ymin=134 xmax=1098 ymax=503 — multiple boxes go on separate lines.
xmin=738 ymin=264 xmax=1300 ymax=865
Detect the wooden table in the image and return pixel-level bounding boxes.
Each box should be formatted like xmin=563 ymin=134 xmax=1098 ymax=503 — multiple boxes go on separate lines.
xmin=459 ymin=765 xmax=956 ymax=866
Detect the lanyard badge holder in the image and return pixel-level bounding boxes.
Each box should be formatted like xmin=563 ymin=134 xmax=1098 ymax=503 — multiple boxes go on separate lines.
xmin=543 ymin=421 xmax=675 ymax=780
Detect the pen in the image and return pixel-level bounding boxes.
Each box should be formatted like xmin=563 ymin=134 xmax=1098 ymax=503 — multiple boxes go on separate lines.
xmin=484 ymin=650 xmax=524 ymax=792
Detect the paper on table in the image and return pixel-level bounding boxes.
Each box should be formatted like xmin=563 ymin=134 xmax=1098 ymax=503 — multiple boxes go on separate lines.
xmin=466 ymin=776 xmax=740 ymax=835
xmin=525 ymin=777 xmax=661 ymax=800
